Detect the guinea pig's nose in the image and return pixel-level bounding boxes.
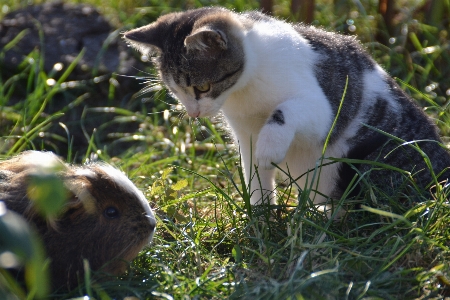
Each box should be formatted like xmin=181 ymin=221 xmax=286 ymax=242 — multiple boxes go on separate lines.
xmin=147 ymin=215 xmax=156 ymax=231
xmin=146 ymin=215 xmax=156 ymax=244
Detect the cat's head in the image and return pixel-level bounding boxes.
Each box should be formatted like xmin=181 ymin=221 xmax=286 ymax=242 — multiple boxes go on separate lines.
xmin=124 ymin=7 xmax=246 ymax=117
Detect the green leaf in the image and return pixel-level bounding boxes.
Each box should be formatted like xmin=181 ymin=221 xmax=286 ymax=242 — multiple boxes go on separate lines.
xmin=150 ymin=184 xmax=164 ymax=196
xmin=361 ymin=205 xmax=410 ymax=224
xmin=232 ymin=244 xmax=242 ymax=263
xmin=0 ymin=203 xmax=50 ymax=297
xmin=1 ymin=29 xmax=29 ymax=53
xmin=161 ymin=167 xmax=173 ymax=180
xmin=0 ymin=203 xmax=34 ymax=261
xmin=27 ymin=173 xmax=67 ymax=218
xmin=172 ymin=179 xmax=188 ymax=191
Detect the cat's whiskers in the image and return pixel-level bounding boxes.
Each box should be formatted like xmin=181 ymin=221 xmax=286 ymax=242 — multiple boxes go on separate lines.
xmin=189 ymin=118 xmax=201 ymax=142
xmin=115 ymin=72 xmax=163 ymax=102
xmin=133 ymin=84 xmax=163 ymax=99
xmin=185 ymin=116 xmax=211 ymax=145
xmin=145 ymin=108 xmax=177 ymax=116
xmin=115 ymin=71 xmax=160 ymax=83
xmin=177 ymin=112 xmax=187 ymax=127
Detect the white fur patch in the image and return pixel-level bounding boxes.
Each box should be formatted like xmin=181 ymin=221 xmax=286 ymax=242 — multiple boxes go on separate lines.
xmin=74 ymin=168 xmax=96 ymax=178
xmin=365 ymin=65 xmax=400 ymax=111
xmin=18 ymin=151 xmax=66 ymax=171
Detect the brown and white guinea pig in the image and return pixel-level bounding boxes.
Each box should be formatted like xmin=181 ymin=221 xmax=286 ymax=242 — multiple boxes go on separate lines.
xmin=0 ymin=151 xmax=156 ymax=290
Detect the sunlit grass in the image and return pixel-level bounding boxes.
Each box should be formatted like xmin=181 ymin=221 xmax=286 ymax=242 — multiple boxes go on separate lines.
xmin=0 ymin=0 xmax=449 ymax=299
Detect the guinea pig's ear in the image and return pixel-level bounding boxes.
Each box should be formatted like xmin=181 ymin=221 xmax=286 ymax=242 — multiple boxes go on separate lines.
xmin=62 ymin=176 xmax=97 ymax=218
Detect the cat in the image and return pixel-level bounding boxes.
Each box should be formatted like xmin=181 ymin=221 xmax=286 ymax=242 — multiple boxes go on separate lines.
xmin=123 ymin=7 xmax=450 ymax=207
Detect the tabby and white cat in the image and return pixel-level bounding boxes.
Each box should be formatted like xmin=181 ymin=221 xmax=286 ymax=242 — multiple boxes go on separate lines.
xmin=124 ymin=7 xmax=450 ymax=206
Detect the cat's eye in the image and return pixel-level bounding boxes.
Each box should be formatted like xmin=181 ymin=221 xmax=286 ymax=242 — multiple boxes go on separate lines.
xmin=194 ymin=83 xmax=211 ymax=93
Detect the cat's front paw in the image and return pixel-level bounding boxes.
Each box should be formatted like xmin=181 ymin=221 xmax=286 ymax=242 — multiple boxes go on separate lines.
xmin=255 ymin=144 xmax=286 ymax=169
xmin=255 ymin=128 xmax=292 ymax=169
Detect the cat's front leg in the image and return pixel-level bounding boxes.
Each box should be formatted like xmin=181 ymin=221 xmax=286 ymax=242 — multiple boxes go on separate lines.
xmin=255 ymin=108 xmax=295 ymax=170
xmin=233 ymin=132 xmax=276 ymax=205
xmin=255 ymin=98 xmax=328 ymax=170
xmin=248 ymin=165 xmax=277 ymax=206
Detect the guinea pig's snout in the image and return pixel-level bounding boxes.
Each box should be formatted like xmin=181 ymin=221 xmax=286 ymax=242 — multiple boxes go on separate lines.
xmin=147 ymin=215 xmax=156 ymax=231
xmin=146 ymin=215 xmax=157 ymax=244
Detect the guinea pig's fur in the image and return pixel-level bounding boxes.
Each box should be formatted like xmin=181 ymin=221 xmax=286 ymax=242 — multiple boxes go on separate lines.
xmin=0 ymin=151 xmax=156 ymax=290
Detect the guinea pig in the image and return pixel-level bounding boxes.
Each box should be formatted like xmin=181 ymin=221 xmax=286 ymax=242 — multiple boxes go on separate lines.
xmin=0 ymin=151 xmax=156 ymax=290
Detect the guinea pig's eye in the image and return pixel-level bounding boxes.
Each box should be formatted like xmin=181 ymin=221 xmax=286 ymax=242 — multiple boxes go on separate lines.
xmin=103 ymin=206 xmax=120 ymax=219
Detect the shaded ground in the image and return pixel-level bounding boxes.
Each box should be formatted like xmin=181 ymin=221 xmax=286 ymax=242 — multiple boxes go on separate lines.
xmin=0 ymin=2 xmax=155 ymax=158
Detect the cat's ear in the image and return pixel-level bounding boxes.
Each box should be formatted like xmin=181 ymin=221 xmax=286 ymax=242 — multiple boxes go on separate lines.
xmin=123 ymin=23 xmax=167 ymax=53
xmin=184 ymin=28 xmax=227 ymax=53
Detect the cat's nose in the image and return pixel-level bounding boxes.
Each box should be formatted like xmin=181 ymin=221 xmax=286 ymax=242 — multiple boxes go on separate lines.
xmin=187 ymin=110 xmax=200 ymax=118
xmin=183 ymin=103 xmax=201 ymax=118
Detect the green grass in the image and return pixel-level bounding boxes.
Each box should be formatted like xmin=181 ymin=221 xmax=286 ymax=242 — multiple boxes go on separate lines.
xmin=1 ymin=0 xmax=450 ymax=299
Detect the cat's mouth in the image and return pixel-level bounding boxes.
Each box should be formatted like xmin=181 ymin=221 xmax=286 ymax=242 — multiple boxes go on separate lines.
xmin=189 ymin=110 xmax=201 ymax=118
xmin=182 ymin=102 xmax=200 ymax=118
xmin=183 ymin=100 xmax=218 ymax=118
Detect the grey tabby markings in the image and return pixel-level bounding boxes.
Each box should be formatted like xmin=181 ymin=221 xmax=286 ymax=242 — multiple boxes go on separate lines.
xmin=124 ymin=7 xmax=450 ymax=202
